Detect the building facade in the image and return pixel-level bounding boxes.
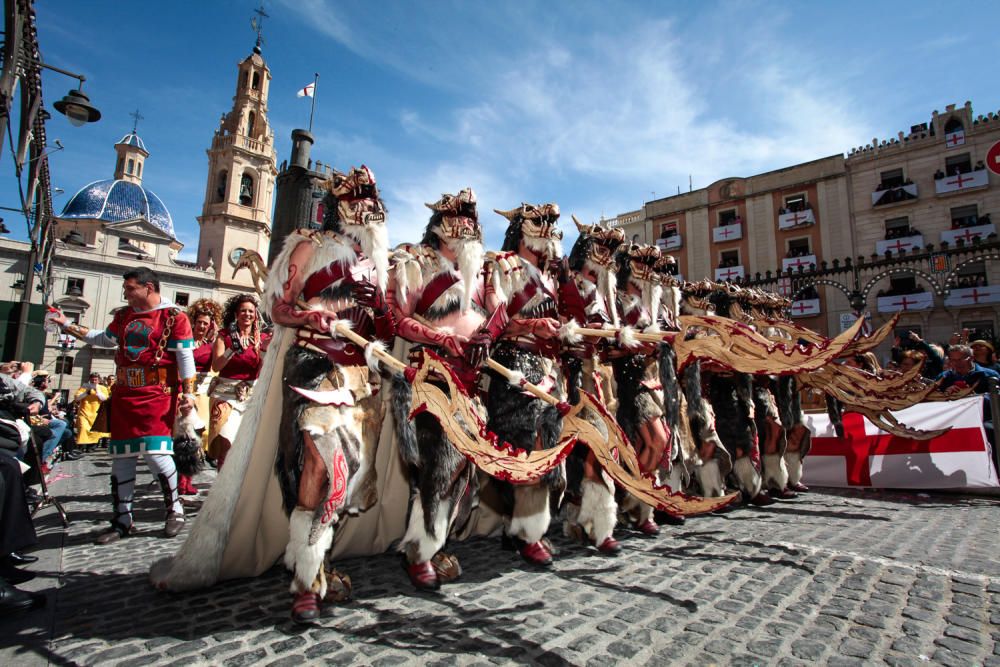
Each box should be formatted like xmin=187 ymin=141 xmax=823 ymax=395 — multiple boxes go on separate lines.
xmin=0 ymin=43 xmax=279 ymax=398
xmin=612 ymin=101 xmax=1000 ymax=348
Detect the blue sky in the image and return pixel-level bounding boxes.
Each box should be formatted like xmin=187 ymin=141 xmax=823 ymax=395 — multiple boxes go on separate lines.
xmin=3 ymin=0 xmax=998 ymax=260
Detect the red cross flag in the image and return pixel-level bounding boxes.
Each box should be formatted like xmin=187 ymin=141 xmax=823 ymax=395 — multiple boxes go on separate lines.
xmin=804 ymin=396 xmax=998 ymax=489
xmin=945 ymin=129 xmax=965 ymax=148
xmin=296 ymin=82 xmax=315 ymax=98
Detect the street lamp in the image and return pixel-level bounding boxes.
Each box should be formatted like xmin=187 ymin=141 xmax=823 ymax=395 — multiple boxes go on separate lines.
xmin=42 ymin=62 xmax=102 ymax=126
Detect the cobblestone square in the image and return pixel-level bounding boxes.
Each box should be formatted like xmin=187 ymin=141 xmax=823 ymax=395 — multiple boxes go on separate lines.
xmin=5 ymin=453 xmax=1000 ymax=666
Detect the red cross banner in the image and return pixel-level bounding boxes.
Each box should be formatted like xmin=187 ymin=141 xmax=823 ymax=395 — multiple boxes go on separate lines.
xmin=941 ymin=222 xmax=996 ymax=245
xmin=945 ymin=129 xmax=965 ymax=148
xmin=875 ymin=291 xmax=933 ymax=313
xmin=804 ymin=396 xmax=999 ymax=489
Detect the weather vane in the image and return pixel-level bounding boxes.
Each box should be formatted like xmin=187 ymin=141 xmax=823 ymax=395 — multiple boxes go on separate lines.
xmin=250 ymin=1 xmax=269 ymax=49
xmin=129 ymin=109 xmax=144 ymax=134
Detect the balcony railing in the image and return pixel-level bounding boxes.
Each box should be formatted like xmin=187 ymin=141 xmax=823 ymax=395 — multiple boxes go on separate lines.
xmin=712 ymin=224 xmax=742 ymax=243
xmin=876 ymin=234 xmax=924 ymax=255
xmin=714 ymin=265 xmax=744 ymax=282
xmin=871 ymin=183 xmax=918 ymax=207
xmin=876 ymin=292 xmax=933 ymax=313
xmin=778 ymin=209 xmax=815 ymax=230
xmin=211 ymin=132 xmax=267 ymax=154
xmin=940 ymin=222 xmax=996 ymax=245
xmin=934 ymin=168 xmax=989 ymax=195
xmin=655 ymin=235 xmax=682 ymax=251
xmin=944 ymin=285 xmax=1000 ymax=307
xmin=789 ymin=298 xmax=820 ymax=318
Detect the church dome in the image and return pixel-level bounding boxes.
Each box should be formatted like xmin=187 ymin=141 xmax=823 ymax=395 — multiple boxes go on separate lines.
xmin=60 ymin=179 xmax=175 ymax=238
xmin=116 ymin=131 xmax=147 ymax=152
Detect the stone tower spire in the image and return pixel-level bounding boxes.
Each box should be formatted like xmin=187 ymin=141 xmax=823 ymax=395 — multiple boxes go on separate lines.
xmin=196 ymin=43 xmax=278 ymax=288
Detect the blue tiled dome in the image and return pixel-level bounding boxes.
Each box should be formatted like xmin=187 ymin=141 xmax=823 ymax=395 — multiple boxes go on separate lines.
xmin=117 ymin=131 xmax=146 ymax=151
xmin=60 ymin=179 xmax=175 ymax=238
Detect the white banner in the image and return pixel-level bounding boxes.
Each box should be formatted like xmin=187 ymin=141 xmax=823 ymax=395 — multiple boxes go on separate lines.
xmin=712 ymin=224 xmax=742 ymax=243
xmin=789 ymin=298 xmax=820 ymax=317
xmin=782 ymin=254 xmax=816 ymax=273
xmin=934 ymin=169 xmax=988 ymax=195
xmin=945 ymin=129 xmax=965 ymax=148
xmin=876 ymin=235 xmax=924 ymax=255
xmin=940 ymin=222 xmax=995 ymax=245
xmin=945 ymin=285 xmax=1000 ymax=307
xmin=876 ymin=291 xmax=933 ymax=313
xmin=714 ymin=265 xmax=744 ymax=282
xmin=777 ymin=209 xmax=815 ymax=230
xmin=804 ymin=396 xmax=998 ymax=489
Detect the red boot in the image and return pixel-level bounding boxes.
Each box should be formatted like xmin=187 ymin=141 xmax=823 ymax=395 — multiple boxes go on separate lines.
xmin=637 ymin=518 xmax=660 ymax=536
xmin=291 ymin=591 xmax=321 ymax=624
xmin=406 ymin=561 xmax=440 ymax=591
xmin=518 ymin=540 xmax=553 ymax=566
xmin=596 ymin=536 xmax=622 ymax=556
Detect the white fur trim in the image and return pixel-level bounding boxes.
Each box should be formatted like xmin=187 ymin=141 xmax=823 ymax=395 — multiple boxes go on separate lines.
xmin=762 ymin=453 xmax=789 ymax=492
xmin=504 ymin=370 xmax=525 ymax=387
xmin=284 ymin=509 xmax=334 ymax=596
xmin=559 ymin=320 xmax=582 ymax=345
xmin=149 ymin=326 xmax=287 ymax=592
xmin=510 ymin=485 xmax=551 ymax=543
xmin=618 ymin=326 xmax=640 ymax=349
xmin=577 ymin=478 xmax=617 ymax=543
xmin=364 ymin=338 xmax=387 ymax=374
xmin=173 ymin=408 xmax=204 ymax=440
xmin=696 ymin=458 xmax=725 ymax=498
xmin=732 ymin=456 xmax=762 ymax=497
xmin=399 ymin=492 xmax=452 ymax=563
xmin=784 ymin=452 xmax=804 ymax=486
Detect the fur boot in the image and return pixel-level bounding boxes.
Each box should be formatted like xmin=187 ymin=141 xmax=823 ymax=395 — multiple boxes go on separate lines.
xmin=696 ymin=458 xmax=726 ymax=498
xmin=399 ymin=489 xmax=452 ymax=565
xmin=785 ymin=451 xmax=804 ymax=487
xmin=510 ymin=484 xmax=551 ymax=544
xmin=284 ymin=508 xmax=334 ymax=597
xmin=762 ymin=453 xmax=789 ymax=493
xmin=576 ymin=478 xmax=617 ymax=545
xmin=732 ymin=455 xmax=762 ymax=498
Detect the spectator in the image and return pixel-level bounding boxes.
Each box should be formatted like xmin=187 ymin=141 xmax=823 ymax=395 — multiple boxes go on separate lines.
xmin=934 ymin=169 xmax=945 ymax=180
xmin=30 ymin=374 xmax=72 ymax=471
xmin=970 ymin=340 xmax=1000 ymax=373
xmin=73 ymin=372 xmax=109 ymax=454
xmin=12 ymin=362 xmax=33 ymax=388
xmin=0 ymin=454 xmax=44 ymax=616
xmin=938 ymin=344 xmax=1000 ymax=393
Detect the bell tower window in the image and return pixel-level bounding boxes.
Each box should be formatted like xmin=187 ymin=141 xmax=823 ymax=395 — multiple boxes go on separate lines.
xmin=240 ymin=173 xmax=254 ymax=206
xmin=247 ymin=111 xmax=256 ymax=137
xmin=252 ymin=71 xmax=260 ymax=91
xmin=216 ymin=170 xmax=228 ymax=202
xmin=127 ymin=159 xmax=135 ymax=175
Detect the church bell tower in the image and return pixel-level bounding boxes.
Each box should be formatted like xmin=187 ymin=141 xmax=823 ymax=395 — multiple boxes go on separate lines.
xmin=197 ymin=41 xmax=278 ymax=289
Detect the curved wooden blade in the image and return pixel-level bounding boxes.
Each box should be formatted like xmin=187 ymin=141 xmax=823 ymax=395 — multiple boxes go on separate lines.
xmin=673 ymin=314 xmax=864 ymax=375
xmin=561 ymin=391 xmax=739 ymax=517
xmin=408 ymin=352 xmax=575 ymax=483
xmin=850 ymin=407 xmax=950 ymax=440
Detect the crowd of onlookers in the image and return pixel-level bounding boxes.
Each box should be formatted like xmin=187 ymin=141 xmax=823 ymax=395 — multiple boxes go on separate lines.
xmin=0 ymin=360 xmax=116 ymax=615
xmin=884 ymin=225 xmax=922 ymax=240
xmin=876 ymin=284 xmax=928 ymax=298
xmin=951 ymin=212 xmax=991 ymax=230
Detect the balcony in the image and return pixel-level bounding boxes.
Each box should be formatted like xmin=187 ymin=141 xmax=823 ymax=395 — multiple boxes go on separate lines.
xmin=876 ymin=234 xmax=924 ymax=255
xmin=944 ymin=285 xmax=1000 ymax=307
xmin=940 ymin=222 xmax=996 ymax=245
xmin=871 ymin=183 xmax=918 ymax=207
xmin=789 ymin=298 xmax=820 ymax=318
xmin=714 ymin=265 xmax=744 ymax=282
xmin=777 ymin=209 xmax=815 ymax=230
xmin=876 ymin=292 xmax=933 ymax=313
xmin=655 ymin=235 xmax=682 ymax=251
xmin=712 ymin=224 xmax=742 ymax=243
xmin=934 ymin=168 xmax=989 ymax=196
xmin=782 ymin=254 xmax=817 ymax=273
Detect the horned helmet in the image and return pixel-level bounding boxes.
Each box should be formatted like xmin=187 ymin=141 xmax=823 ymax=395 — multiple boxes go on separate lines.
xmin=568 ymin=217 xmax=626 ymax=273
xmin=422 ymin=187 xmax=481 ymax=247
xmin=323 ymin=165 xmax=386 ymax=231
xmin=496 ymin=202 xmax=564 ymax=258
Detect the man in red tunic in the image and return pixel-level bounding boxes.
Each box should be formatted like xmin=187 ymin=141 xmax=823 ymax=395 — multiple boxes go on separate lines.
xmin=52 ymin=267 xmax=197 ymax=543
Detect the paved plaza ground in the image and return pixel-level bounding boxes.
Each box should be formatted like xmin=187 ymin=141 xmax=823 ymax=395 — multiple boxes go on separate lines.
xmin=3 ymin=452 xmax=1000 ymax=666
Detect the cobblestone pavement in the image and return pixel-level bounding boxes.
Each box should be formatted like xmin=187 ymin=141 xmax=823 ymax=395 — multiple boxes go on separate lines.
xmin=5 ymin=452 xmax=1000 ymax=666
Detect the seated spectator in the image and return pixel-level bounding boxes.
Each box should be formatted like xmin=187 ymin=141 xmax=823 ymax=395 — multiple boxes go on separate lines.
xmin=938 ymin=344 xmax=1000 ymax=392
xmin=934 ymin=169 xmax=945 ymax=180
xmin=12 ymin=363 xmax=32 ymax=388
xmin=0 ymin=453 xmax=43 ymax=616
xmin=29 ymin=374 xmax=69 ymax=473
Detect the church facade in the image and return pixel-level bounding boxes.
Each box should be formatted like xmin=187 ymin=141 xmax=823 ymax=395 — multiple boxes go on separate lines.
xmin=0 ymin=44 xmax=278 ymax=398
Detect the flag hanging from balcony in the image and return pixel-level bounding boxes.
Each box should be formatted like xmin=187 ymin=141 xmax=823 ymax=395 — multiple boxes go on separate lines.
xmin=944 ymin=128 xmax=965 ymax=148
xmin=296 ymin=82 xmax=315 ymax=98
xmin=803 ymin=396 xmax=998 ymax=490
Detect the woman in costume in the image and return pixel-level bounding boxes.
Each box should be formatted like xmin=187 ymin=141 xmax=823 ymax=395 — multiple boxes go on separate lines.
xmin=206 ymin=294 xmax=269 ymax=468
xmin=175 ymin=299 xmax=222 ymax=496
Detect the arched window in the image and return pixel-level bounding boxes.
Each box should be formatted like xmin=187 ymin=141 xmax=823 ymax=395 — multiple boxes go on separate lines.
xmin=127 ymin=159 xmax=135 ymax=175
xmin=136 ymin=162 xmax=142 ymax=178
xmin=240 ymin=70 xmax=249 ymax=91
xmin=944 ymin=118 xmax=964 ymax=134
xmin=240 ymin=173 xmax=254 ymax=206
xmin=247 ymin=111 xmax=256 ymax=137
xmin=116 ymin=157 xmax=124 ymax=174
xmin=251 ymin=71 xmax=260 ymax=91
xmin=216 ymin=170 xmax=228 ymax=202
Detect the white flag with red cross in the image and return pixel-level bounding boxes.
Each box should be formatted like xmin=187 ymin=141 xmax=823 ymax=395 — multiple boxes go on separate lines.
xmin=803 ymin=396 xmax=999 ymax=489
xmin=945 ymin=129 xmax=965 ymax=148
xmin=296 ymin=82 xmax=315 ymax=98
